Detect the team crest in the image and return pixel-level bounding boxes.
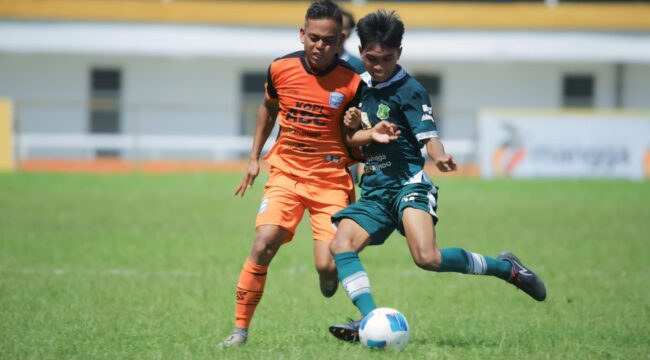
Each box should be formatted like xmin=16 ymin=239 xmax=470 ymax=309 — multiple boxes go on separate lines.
xmin=329 ymin=92 xmax=344 ymax=108
xmin=377 ymin=104 xmax=390 ymax=120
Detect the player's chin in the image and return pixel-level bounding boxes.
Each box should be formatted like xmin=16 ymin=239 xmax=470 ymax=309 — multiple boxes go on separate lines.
xmin=371 ymin=72 xmax=389 ymax=82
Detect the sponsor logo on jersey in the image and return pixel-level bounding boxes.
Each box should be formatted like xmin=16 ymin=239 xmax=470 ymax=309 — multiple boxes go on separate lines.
xmin=377 ymin=104 xmax=391 ymax=120
xmin=401 ymin=192 xmax=419 ymax=203
xmin=422 ymin=104 xmax=433 ymax=114
xmin=329 ymin=92 xmax=344 ymax=108
xmin=324 ymin=155 xmax=341 ymax=163
xmin=287 ymin=102 xmax=327 ymax=126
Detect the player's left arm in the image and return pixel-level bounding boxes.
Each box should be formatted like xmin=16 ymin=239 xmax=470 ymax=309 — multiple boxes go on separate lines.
xmin=402 ymin=85 xmax=456 ymax=173
xmin=425 ymin=138 xmax=457 ymax=173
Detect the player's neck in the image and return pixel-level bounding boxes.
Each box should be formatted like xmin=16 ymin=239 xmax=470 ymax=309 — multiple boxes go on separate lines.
xmin=305 ymin=58 xmax=331 ymax=73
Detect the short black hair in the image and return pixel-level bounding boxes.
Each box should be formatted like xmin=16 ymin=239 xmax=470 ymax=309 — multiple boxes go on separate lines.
xmin=356 ymin=10 xmax=404 ymax=50
xmin=305 ymin=0 xmax=343 ymax=29
xmin=341 ymin=9 xmax=355 ymax=30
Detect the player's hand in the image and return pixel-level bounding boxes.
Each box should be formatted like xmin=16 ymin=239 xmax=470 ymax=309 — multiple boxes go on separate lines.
xmin=234 ymin=159 xmax=260 ymax=197
xmin=433 ymin=154 xmax=457 ymax=172
xmin=344 ymin=107 xmax=361 ymax=129
xmin=371 ymin=120 xmax=401 ymax=144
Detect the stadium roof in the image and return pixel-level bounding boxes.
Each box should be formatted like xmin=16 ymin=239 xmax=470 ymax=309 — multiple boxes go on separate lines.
xmin=1 ymin=21 xmax=650 ymax=63
xmin=1 ymin=0 xmax=650 ymax=31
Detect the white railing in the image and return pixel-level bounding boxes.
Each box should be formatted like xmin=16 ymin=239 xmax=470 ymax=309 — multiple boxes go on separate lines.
xmin=16 ymin=133 xmax=476 ymax=163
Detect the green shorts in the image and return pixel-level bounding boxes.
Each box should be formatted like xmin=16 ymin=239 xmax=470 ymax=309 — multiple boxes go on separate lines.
xmin=332 ymin=182 xmax=439 ymax=245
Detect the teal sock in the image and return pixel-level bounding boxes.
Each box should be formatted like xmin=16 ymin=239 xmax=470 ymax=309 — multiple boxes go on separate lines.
xmin=334 ymin=251 xmax=377 ymax=316
xmin=439 ymin=248 xmax=511 ymax=280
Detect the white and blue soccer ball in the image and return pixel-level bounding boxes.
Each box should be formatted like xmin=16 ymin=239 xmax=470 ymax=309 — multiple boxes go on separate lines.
xmin=359 ymin=307 xmax=410 ymax=351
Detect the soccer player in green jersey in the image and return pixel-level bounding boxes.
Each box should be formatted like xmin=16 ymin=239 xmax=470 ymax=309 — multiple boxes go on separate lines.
xmin=328 ymin=10 xmax=547 ymax=343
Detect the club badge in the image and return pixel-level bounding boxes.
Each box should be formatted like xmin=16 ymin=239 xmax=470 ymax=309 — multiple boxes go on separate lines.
xmin=376 ymin=104 xmax=390 ymax=120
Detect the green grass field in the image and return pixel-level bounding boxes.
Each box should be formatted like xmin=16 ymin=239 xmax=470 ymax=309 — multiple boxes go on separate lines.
xmin=1 ymin=173 xmax=648 ymax=359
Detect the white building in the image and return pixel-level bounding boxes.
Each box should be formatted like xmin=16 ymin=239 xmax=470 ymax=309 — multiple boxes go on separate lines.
xmin=0 ymin=1 xmax=649 ymax=164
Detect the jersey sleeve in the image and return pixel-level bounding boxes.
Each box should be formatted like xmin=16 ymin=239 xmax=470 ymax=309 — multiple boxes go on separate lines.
xmin=401 ymin=86 xmax=438 ymax=143
xmin=265 ymin=64 xmax=278 ymax=99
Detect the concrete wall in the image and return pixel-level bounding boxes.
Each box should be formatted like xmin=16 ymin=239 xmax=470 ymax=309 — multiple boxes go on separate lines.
xmin=402 ymin=61 xmax=649 ymax=140
xmin=1 ymin=52 xmax=648 ymax=159
xmin=0 ymin=53 xmax=271 ymax=136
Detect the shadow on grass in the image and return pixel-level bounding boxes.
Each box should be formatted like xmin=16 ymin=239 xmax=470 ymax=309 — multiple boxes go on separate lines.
xmin=412 ymin=335 xmax=500 ymax=349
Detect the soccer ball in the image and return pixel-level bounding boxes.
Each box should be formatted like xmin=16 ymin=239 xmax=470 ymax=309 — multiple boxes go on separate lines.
xmin=359 ymin=307 xmax=410 ymax=351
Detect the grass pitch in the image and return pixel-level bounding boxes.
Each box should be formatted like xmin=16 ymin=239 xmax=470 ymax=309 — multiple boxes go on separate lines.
xmin=0 ymin=173 xmax=648 ymax=359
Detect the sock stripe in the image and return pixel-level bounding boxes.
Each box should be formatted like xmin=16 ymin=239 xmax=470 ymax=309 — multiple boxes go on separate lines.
xmin=468 ymin=252 xmax=487 ymax=275
xmin=342 ymin=271 xmax=371 ymax=300
xmin=236 ymin=287 xmax=263 ymax=293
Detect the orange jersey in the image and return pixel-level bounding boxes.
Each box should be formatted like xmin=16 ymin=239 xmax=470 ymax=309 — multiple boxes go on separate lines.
xmin=264 ymin=51 xmax=362 ymax=191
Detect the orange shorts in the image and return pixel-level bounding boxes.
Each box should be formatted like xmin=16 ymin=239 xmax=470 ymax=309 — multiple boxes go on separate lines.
xmin=256 ymin=168 xmax=354 ymax=243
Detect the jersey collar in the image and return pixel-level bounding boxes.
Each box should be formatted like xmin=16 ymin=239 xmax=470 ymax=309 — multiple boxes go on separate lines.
xmin=300 ymin=51 xmax=339 ymax=77
xmin=360 ymin=65 xmax=406 ymax=90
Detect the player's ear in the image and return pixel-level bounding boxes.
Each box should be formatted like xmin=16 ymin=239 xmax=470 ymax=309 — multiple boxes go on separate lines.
xmin=300 ymin=27 xmax=306 ymax=44
xmin=358 ymin=45 xmax=363 ymax=57
xmin=397 ymin=47 xmax=402 ymax=60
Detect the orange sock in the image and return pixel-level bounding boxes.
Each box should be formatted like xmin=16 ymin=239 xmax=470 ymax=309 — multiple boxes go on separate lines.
xmin=234 ymin=258 xmax=268 ymax=329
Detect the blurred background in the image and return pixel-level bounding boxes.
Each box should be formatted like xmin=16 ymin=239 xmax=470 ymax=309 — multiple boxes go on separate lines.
xmin=0 ymin=0 xmax=648 ymax=178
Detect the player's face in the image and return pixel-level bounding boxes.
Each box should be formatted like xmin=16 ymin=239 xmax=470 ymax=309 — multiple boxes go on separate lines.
xmin=360 ymin=42 xmax=402 ymax=83
xmin=300 ymin=18 xmax=341 ymax=72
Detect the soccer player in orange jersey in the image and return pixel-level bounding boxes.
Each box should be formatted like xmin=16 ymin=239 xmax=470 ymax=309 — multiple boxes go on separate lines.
xmin=220 ymin=0 xmax=385 ymax=347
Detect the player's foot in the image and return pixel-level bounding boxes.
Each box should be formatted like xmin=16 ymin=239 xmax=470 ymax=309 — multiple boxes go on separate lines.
xmin=219 ymin=331 xmax=247 ymax=347
xmin=320 ymin=278 xmax=339 ymax=298
xmin=497 ymin=251 xmax=547 ymax=301
xmin=329 ymin=318 xmax=361 ymax=342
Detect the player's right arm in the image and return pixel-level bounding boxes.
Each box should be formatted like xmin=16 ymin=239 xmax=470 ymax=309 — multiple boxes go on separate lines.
xmin=234 ymin=95 xmax=280 ymax=197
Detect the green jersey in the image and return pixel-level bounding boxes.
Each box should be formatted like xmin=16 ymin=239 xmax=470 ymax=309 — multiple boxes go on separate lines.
xmin=357 ymin=66 xmax=438 ymax=191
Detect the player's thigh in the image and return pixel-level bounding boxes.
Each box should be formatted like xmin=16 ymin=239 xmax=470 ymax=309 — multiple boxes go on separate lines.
xmin=395 ymin=183 xmax=439 ymax=235
xmin=255 ymin=180 xmax=305 ymax=242
xmin=401 ymin=207 xmax=439 ymax=265
xmin=396 ymin=184 xmax=440 ymax=263
xmin=330 ymin=218 xmax=373 ymax=253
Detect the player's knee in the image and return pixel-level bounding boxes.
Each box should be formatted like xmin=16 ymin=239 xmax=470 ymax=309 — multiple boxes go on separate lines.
xmin=413 ymin=249 xmax=441 ymax=271
xmin=329 ymin=235 xmax=353 ymax=255
xmin=251 ymin=234 xmax=281 ymax=261
xmin=315 ymin=258 xmax=336 ymax=275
